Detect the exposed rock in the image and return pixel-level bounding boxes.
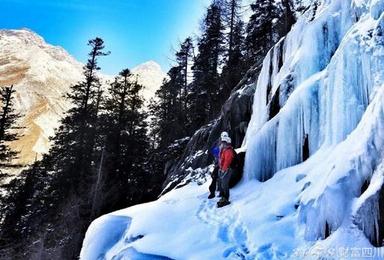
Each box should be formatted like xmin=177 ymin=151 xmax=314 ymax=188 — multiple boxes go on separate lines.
xmin=162 ymin=63 xmax=261 ymax=191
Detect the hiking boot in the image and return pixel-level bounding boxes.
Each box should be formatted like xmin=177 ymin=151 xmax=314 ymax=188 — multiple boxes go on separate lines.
xmin=208 ymin=193 xmax=215 ymax=199
xmin=217 ymin=199 xmax=230 ymax=208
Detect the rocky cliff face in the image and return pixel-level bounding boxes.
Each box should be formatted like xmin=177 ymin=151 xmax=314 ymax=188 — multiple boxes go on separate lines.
xmin=0 ymin=29 xmax=83 ymax=166
xmin=161 ymin=63 xmax=261 ymax=192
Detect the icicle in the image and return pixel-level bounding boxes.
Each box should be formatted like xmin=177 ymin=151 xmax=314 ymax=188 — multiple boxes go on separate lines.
xmin=242 ymin=0 xmax=383 ymax=184
xmin=242 ymin=51 xmax=273 ymax=149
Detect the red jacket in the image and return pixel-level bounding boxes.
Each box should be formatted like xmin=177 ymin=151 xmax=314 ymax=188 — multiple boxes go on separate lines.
xmin=219 ymin=146 xmax=234 ymax=171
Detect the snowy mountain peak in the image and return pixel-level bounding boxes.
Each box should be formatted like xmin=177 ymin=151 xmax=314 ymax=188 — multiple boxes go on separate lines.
xmin=0 ymin=28 xmax=77 ymax=63
xmin=133 ymin=60 xmax=162 ymax=71
xmin=131 ymin=60 xmax=166 ymax=101
xmin=0 ymin=28 xmax=46 ymax=46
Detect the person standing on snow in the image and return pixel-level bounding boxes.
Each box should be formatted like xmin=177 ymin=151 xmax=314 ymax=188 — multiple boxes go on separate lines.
xmin=208 ymin=145 xmax=220 ymax=199
xmin=208 ymin=131 xmax=230 ymax=199
xmin=217 ymin=135 xmax=235 ymax=208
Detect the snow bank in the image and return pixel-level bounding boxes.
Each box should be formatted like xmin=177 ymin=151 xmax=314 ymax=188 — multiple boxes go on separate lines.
xmin=81 ymin=215 xmax=131 ymax=260
xmin=80 ymin=169 xmax=383 ymax=259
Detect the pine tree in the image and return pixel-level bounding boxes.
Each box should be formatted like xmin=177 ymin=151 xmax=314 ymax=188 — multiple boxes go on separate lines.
xmin=245 ymin=0 xmax=279 ymax=66
xmin=150 ymin=69 xmax=183 ymax=148
xmin=191 ymin=0 xmax=225 ymax=125
xmin=67 ymin=37 xmax=109 ymax=174
xmin=221 ymin=0 xmax=246 ymax=98
xmin=0 ymin=85 xmax=21 ymax=165
xmin=175 ymin=37 xmax=194 ymax=117
xmin=278 ymin=0 xmax=296 ymax=38
xmin=97 ymin=70 xmax=151 ymax=213
xmin=176 ymin=38 xmax=194 ymax=91
xmin=0 ymin=160 xmax=49 ymax=245
xmin=149 ymin=38 xmax=195 ymax=149
xmin=49 ymin=38 xmax=109 ymax=188
xmin=0 ymin=38 xmax=110 ymax=258
xmin=224 ymin=0 xmax=242 ymax=60
xmin=245 ymin=0 xmax=296 ymax=67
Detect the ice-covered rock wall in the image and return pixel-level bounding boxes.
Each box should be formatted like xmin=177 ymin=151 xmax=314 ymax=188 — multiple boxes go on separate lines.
xmin=244 ymin=0 xmax=383 ymax=179
xmin=244 ymin=0 xmax=384 ymax=246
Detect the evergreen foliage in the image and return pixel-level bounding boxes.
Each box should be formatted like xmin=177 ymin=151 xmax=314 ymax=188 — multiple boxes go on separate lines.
xmin=0 ymin=85 xmax=21 ymax=165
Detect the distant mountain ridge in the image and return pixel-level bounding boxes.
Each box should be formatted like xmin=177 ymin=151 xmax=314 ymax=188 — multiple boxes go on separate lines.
xmin=0 ymin=28 xmax=165 ymax=169
xmin=131 ymin=60 xmax=166 ymax=102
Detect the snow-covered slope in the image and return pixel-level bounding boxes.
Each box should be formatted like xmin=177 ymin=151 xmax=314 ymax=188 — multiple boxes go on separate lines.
xmin=81 ymin=0 xmax=384 ymax=259
xmin=0 ymin=29 xmax=165 ymax=168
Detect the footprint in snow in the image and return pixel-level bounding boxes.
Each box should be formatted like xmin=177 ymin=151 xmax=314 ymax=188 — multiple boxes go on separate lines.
xmin=196 ymin=196 xmax=250 ymax=259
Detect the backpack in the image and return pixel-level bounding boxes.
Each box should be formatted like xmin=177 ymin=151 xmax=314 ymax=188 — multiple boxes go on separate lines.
xmin=210 ymin=146 xmax=220 ymax=161
xmin=230 ymin=148 xmax=240 ymax=170
xmin=229 ymin=150 xmax=245 ymax=188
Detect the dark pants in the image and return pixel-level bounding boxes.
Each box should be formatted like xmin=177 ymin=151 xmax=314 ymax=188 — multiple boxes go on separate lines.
xmin=218 ymin=169 xmax=232 ymax=201
xmin=209 ymin=167 xmax=219 ymax=195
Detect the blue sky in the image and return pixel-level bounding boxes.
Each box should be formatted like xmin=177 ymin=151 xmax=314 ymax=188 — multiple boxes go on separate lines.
xmin=1 ymin=0 xmax=210 ymax=74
